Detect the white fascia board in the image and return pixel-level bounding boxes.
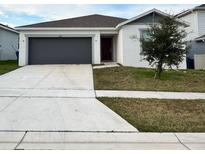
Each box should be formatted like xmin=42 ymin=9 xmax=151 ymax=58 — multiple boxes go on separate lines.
xmin=116 ymin=8 xmax=190 ymax=29
xmin=0 ymin=25 xmax=19 ymax=34
xmin=16 ymin=27 xmax=116 ymax=31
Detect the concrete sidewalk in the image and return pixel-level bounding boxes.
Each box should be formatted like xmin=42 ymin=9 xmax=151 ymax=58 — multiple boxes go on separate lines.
xmin=96 ymin=90 xmax=205 ymax=99
xmin=1 ymin=132 xmax=204 ymax=150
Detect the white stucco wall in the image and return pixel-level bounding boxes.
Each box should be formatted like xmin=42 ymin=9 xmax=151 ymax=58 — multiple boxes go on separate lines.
xmin=18 ymin=30 xmax=101 ymax=66
xmin=119 ymin=24 xmax=187 ymax=69
xmin=119 ymin=25 xmax=150 ymax=68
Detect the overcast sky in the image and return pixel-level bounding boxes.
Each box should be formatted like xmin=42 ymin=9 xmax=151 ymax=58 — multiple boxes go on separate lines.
xmin=0 ymin=4 xmax=198 ymax=27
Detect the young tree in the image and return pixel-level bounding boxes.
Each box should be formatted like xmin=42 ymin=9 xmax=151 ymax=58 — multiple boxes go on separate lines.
xmin=140 ymin=16 xmax=188 ymax=79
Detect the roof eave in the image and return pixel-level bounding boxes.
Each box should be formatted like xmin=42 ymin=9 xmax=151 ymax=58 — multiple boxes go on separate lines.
xmin=195 ymin=35 xmax=205 ymax=41
xmin=195 ymin=38 xmax=205 ymax=41
xmin=0 ymin=25 xmax=19 ymax=34
xmin=176 ymin=9 xmax=193 ymax=18
xmin=15 ymin=27 xmax=117 ymax=31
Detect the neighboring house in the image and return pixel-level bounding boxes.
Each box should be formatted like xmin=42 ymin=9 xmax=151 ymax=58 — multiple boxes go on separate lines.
xmin=0 ymin=23 xmax=19 ymax=61
xmin=16 ymin=9 xmax=187 ymax=69
xmin=176 ymin=4 xmax=205 ymax=69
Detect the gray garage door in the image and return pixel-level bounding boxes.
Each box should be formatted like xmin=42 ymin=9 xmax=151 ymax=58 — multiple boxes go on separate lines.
xmin=28 ymin=37 xmax=92 ymax=64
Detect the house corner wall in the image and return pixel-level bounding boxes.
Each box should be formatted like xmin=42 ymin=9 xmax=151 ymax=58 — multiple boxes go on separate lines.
xmin=116 ymin=29 xmax=123 ymax=64
xmin=93 ymin=32 xmax=101 ymax=64
xmin=18 ymin=33 xmax=28 ymax=66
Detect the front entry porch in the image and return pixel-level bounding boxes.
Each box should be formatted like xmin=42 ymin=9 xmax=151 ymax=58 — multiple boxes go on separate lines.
xmin=100 ymin=35 xmax=116 ymax=63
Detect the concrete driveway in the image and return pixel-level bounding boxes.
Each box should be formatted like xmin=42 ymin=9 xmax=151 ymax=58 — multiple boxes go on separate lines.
xmin=0 ymin=65 xmax=136 ymax=132
xmin=0 ymin=65 xmax=94 ymax=90
xmin=1 ymin=65 xmax=204 ymax=150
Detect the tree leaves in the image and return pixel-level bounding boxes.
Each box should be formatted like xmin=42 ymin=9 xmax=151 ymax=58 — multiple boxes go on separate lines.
xmin=140 ymin=16 xmax=188 ymax=79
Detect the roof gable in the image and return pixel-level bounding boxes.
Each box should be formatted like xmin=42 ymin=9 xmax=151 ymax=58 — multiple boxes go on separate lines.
xmin=117 ymin=8 xmax=189 ymax=28
xmin=127 ymin=12 xmax=165 ymax=25
xmin=116 ymin=9 xmax=170 ymax=28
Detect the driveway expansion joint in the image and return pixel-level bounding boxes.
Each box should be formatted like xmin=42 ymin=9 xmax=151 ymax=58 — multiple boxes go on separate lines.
xmin=14 ymin=131 xmax=27 ymax=150
xmin=0 ymin=89 xmax=29 ymax=112
xmin=174 ymin=133 xmax=191 ymax=150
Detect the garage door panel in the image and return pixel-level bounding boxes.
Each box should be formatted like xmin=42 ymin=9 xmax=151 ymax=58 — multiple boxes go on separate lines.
xmin=29 ymin=37 xmax=92 ymax=64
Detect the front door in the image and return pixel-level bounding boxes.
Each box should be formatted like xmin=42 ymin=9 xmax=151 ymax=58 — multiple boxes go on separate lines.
xmin=101 ymin=37 xmax=112 ymax=61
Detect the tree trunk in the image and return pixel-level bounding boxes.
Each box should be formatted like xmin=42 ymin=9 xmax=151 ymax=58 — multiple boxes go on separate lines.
xmin=154 ymin=62 xmax=163 ymax=79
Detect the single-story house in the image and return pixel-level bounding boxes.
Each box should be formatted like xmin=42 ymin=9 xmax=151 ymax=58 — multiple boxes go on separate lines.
xmin=16 ymin=9 xmax=187 ymax=69
xmin=0 ymin=23 xmax=19 ymax=61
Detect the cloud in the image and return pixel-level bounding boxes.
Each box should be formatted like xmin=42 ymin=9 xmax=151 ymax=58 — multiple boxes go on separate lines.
xmin=0 ymin=10 xmax=4 ymax=15
xmin=0 ymin=5 xmax=100 ymax=20
xmin=0 ymin=4 xmax=198 ymax=27
xmin=0 ymin=21 xmax=16 ymax=28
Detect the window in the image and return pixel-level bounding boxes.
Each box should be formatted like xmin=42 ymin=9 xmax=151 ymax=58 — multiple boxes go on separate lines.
xmin=140 ymin=29 xmax=150 ymax=41
xmin=140 ymin=29 xmax=150 ymax=61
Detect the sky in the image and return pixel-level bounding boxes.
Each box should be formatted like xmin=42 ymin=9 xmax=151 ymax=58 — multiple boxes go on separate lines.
xmin=0 ymin=4 xmax=199 ymax=27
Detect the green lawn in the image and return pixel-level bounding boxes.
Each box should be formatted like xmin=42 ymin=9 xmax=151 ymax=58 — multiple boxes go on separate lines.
xmin=0 ymin=60 xmax=19 ymax=75
xmin=93 ymin=66 xmax=205 ymax=92
xmin=98 ymin=97 xmax=205 ymax=132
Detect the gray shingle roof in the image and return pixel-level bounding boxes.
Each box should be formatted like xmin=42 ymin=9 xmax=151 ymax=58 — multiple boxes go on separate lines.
xmin=198 ymin=4 xmax=205 ymax=7
xmin=17 ymin=14 xmax=127 ymax=28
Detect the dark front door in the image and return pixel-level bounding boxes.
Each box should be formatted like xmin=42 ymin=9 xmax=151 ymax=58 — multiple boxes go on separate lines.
xmin=28 ymin=37 xmax=92 ymax=65
xmin=101 ymin=37 xmax=113 ymax=61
